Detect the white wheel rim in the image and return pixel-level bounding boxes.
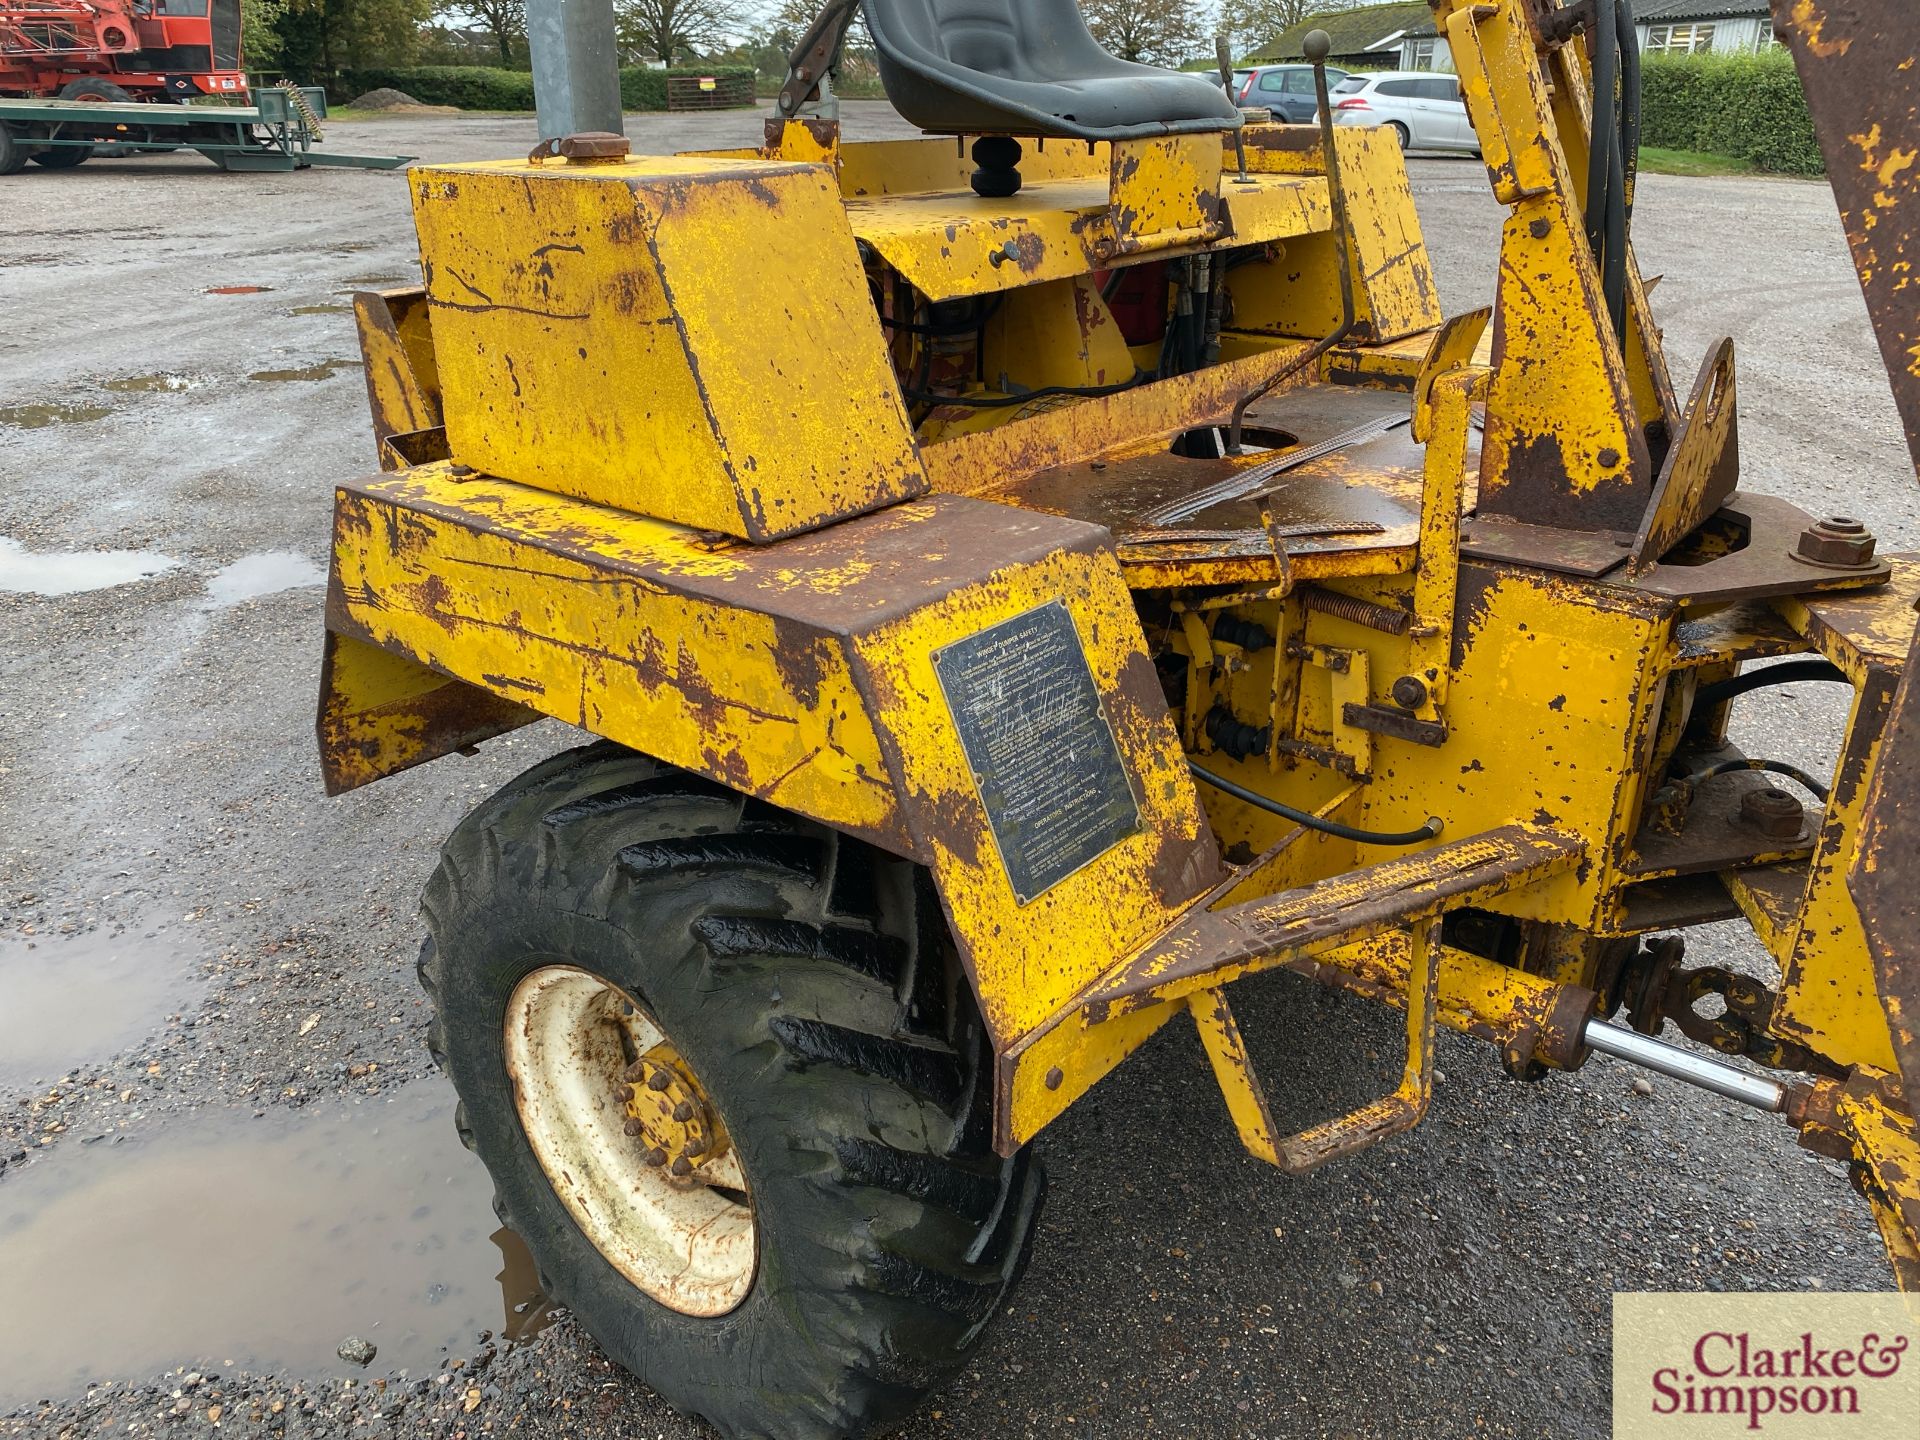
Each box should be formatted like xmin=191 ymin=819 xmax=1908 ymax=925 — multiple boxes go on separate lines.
xmin=503 ymin=966 xmax=756 ymax=1317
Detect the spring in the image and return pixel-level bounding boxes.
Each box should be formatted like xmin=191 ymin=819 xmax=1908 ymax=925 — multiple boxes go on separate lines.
xmin=1300 ymin=585 xmax=1412 ymax=636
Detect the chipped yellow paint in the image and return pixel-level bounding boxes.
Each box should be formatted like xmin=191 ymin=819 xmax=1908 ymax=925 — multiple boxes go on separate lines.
xmin=409 ymin=154 xmax=926 ymax=542
xmin=850 ymin=540 xmax=1221 ymax=1048
xmin=1232 ymin=126 xmax=1443 ymax=344
xmin=847 ymin=168 xmax=1330 ymax=303
xmin=326 ymin=465 xmax=906 ymax=846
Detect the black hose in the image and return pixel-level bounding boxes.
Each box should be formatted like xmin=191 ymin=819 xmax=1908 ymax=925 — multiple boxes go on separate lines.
xmin=1189 ymin=761 xmax=1444 ymax=845
xmin=1684 ymin=758 xmax=1832 ymax=805
xmin=1616 ymin=0 xmax=1641 ymax=228
xmin=1694 ymin=659 xmax=1846 ymax=710
xmin=1585 ymin=0 xmax=1618 ymax=269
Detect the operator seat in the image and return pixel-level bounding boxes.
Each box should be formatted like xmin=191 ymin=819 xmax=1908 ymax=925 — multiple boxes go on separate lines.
xmin=862 ymin=0 xmax=1242 ymax=142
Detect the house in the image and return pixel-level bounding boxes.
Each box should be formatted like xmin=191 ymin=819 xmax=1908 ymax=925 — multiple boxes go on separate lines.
xmin=1628 ymin=0 xmax=1778 ymax=56
xmin=1390 ymin=0 xmax=1774 ymax=73
xmin=1253 ymin=2 xmax=1434 ymax=69
xmin=1262 ymin=1 xmax=1777 ymax=74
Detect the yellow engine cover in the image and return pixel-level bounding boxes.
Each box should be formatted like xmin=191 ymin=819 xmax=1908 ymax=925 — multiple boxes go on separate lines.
xmin=408 ymin=154 xmax=929 ymax=543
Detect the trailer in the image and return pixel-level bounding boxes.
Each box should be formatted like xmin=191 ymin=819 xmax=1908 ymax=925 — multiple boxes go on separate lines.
xmin=0 ymin=84 xmax=410 ymax=171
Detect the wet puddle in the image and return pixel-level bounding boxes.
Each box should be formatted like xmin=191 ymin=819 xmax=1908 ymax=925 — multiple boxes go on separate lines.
xmin=248 ymin=358 xmax=361 ymax=383
xmin=0 ymin=1082 xmax=553 ymax=1407
xmin=103 ymin=372 xmax=199 ymax=395
xmin=0 ymin=402 xmax=112 ymax=429
xmin=0 ymin=923 xmax=201 ymax=1089
xmin=203 ymin=551 xmax=327 ymax=608
xmin=0 ymin=536 xmax=178 ymax=597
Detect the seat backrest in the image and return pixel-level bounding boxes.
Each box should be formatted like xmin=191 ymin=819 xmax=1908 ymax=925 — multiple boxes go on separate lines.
xmin=862 ymin=0 xmax=1240 ymax=142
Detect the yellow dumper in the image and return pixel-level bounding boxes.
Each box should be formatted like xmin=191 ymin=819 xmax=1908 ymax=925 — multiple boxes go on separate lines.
xmin=318 ymin=1 xmax=1920 ymax=1433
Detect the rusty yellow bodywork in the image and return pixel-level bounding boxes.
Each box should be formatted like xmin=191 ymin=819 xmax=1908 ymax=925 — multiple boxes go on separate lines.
xmin=323 ymin=0 xmax=1920 ymax=1289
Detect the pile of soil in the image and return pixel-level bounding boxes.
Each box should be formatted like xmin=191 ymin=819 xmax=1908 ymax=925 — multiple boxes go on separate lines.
xmin=346 ymin=88 xmax=458 ymax=114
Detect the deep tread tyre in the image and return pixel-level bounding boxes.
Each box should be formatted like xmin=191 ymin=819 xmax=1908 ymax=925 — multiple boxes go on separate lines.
xmin=0 ymin=124 xmax=26 ymax=176
xmin=419 ymin=742 xmax=1043 ymax=1439
xmin=30 ymin=147 xmax=89 ymax=168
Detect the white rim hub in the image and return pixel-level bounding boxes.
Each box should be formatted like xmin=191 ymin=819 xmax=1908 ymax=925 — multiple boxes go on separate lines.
xmin=503 ymin=966 xmax=756 ymax=1317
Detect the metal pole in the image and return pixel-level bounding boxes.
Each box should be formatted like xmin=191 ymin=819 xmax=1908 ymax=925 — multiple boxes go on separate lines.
xmin=527 ymin=0 xmax=624 ymax=141
xmin=1580 ymin=1018 xmax=1788 ymax=1112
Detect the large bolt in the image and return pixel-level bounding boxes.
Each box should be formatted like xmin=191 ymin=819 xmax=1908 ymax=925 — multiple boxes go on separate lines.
xmin=670 ymin=1157 xmax=693 ymax=1177
xmin=1793 ymin=516 xmax=1877 ymax=569
xmin=647 ymin=1069 xmax=672 ymax=1092
xmin=1391 ymin=675 xmax=1429 ymax=710
xmin=672 ymin=1100 xmax=695 ymax=1122
xmin=1739 ymin=786 xmax=1805 ymax=839
xmin=623 ymin=1118 xmax=646 ymax=1137
xmin=643 ymin=1147 xmax=668 ymax=1168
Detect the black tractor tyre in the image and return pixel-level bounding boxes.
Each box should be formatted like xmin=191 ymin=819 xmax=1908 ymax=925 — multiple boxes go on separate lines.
xmin=31 ymin=146 xmax=90 ymax=168
xmin=0 ymin=124 xmax=25 ymax=176
xmin=57 ymin=78 xmax=133 ymax=103
xmin=419 ymin=742 xmax=1043 ymax=1439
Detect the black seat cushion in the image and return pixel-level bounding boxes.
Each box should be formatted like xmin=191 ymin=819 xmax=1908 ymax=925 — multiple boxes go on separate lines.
xmin=864 ymin=0 xmax=1242 ymax=142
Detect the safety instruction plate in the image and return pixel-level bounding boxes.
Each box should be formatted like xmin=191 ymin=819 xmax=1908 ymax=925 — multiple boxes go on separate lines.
xmin=934 ymin=601 xmax=1142 ymax=903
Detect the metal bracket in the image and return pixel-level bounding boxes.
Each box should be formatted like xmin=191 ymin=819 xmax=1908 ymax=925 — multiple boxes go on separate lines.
xmin=1188 ymin=916 xmax=1440 ymax=1173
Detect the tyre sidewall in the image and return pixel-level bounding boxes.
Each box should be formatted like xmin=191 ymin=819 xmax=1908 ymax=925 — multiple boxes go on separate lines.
xmin=431 ymin=863 xmax=922 ymax=1428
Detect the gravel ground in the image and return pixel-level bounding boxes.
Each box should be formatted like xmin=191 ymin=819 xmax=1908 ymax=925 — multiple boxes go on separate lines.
xmin=0 ymin=101 xmax=1908 ymax=1440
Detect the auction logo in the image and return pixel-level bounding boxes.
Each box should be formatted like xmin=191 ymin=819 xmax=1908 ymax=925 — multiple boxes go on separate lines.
xmin=1615 ymin=1294 xmax=1920 ymax=1437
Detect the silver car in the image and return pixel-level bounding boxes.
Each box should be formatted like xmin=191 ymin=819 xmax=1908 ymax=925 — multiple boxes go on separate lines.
xmin=1326 ymin=70 xmax=1480 ymax=154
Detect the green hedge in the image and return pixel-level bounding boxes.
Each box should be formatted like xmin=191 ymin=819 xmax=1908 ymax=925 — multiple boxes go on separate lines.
xmin=1639 ymin=51 xmax=1823 ymax=176
xmin=337 ymin=65 xmax=758 ymax=113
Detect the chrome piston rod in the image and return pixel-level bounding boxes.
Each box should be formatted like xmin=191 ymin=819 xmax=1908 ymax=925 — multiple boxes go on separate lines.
xmin=1580 ymin=1018 xmax=1789 ymax=1113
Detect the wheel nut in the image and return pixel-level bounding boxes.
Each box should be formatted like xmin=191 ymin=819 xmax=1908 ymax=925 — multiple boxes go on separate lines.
xmin=647 ymin=1070 xmax=672 ymax=1091
xmin=670 ymin=1156 xmax=692 ymax=1176
xmin=643 ymin=1147 xmax=668 ymax=1167
xmin=672 ymin=1100 xmax=694 ymax=1122
xmin=623 ymin=1118 xmax=645 ymax=1137
xmin=1793 ymin=516 xmax=1877 ymax=569
xmin=622 ymin=1061 xmax=645 ymax=1081
xmin=684 ymin=1136 xmax=708 ymax=1156
xmin=1390 ymin=675 xmax=1428 ymax=711
xmin=1739 ymin=786 xmax=1805 ymax=838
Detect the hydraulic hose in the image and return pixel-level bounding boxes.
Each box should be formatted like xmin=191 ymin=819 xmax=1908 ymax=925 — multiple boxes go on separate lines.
xmin=1189 ymin=761 xmax=1444 ymax=846
xmin=1684 ymin=757 xmax=1832 ymax=805
xmin=1693 ymin=659 xmax=1846 ymax=710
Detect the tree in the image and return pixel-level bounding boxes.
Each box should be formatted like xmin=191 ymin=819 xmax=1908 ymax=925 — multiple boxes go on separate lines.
xmin=277 ymin=0 xmax=435 ymax=79
xmin=1079 ymin=0 xmax=1215 ymax=68
xmin=240 ymin=0 xmax=286 ymax=65
xmin=1217 ymin=0 xmax=1334 ymax=58
xmin=615 ymin=0 xmax=749 ymax=64
xmin=438 ymin=0 xmax=524 ymax=66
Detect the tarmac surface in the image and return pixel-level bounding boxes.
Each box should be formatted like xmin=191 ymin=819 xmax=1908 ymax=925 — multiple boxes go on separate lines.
xmin=0 ymin=101 xmax=1910 ymax=1439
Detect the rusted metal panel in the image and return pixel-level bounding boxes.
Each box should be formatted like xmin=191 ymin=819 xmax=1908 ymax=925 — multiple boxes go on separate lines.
xmin=1772 ymin=0 xmax=1920 ymax=1129
xmin=1773 ymin=0 xmax=1920 ymax=479
xmin=1084 ymin=824 xmax=1584 ymax=1018
xmin=1853 ymin=649 xmax=1920 ymax=1101
xmin=408 ymin=154 xmax=928 ymax=543
xmin=352 ymin=287 xmax=442 ymax=471
xmin=1626 ymin=338 xmax=1739 ymax=574
xmin=316 ymin=630 xmax=535 ymax=796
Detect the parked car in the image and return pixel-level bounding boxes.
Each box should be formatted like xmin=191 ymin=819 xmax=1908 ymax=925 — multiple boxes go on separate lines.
xmin=1226 ymin=63 xmax=1349 ymax=123
xmin=1324 ymin=70 xmax=1480 ymax=153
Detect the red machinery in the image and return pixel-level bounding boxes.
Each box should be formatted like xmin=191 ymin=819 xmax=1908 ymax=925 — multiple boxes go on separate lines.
xmin=0 ymin=0 xmax=247 ymax=102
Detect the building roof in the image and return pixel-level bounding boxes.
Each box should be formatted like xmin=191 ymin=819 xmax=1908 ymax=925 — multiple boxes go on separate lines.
xmin=1396 ymin=0 xmax=1768 ymax=42
xmin=1256 ymin=2 xmax=1435 ymax=61
xmin=1630 ymin=0 xmax=1770 ymax=17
